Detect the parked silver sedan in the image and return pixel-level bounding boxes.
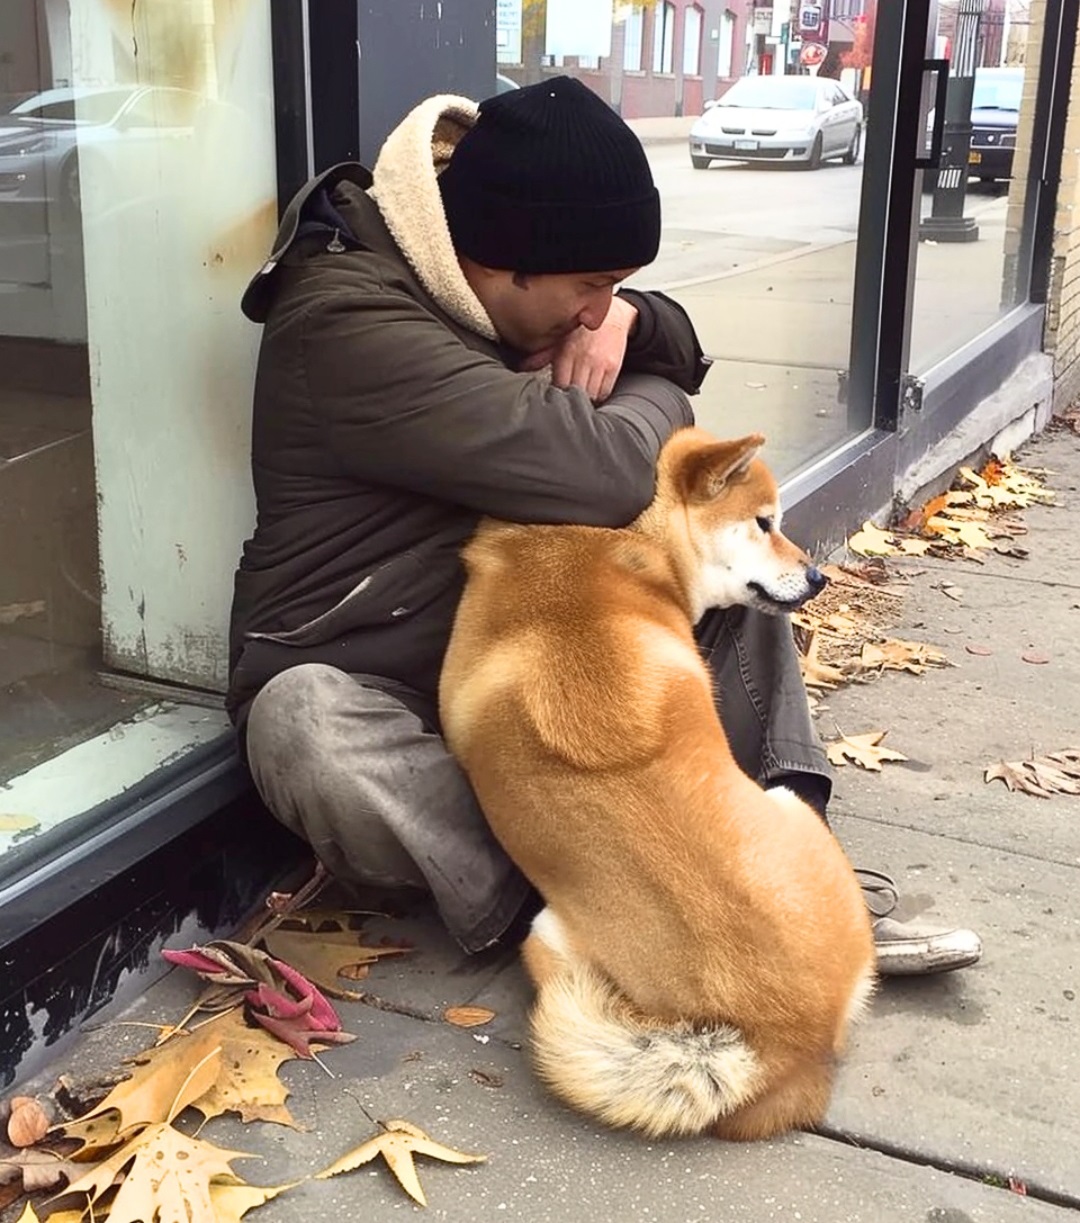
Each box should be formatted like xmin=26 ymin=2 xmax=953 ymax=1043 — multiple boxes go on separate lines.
xmin=689 ymin=75 xmax=864 ymax=170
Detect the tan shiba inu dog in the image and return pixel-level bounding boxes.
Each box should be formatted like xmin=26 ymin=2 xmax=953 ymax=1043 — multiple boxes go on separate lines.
xmin=439 ymin=428 xmax=876 ymax=1141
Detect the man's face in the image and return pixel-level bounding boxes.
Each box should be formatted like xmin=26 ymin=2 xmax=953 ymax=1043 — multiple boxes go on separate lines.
xmin=470 ymin=267 xmax=639 ymax=354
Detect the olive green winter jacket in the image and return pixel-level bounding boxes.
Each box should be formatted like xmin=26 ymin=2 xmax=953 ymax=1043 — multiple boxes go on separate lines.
xmin=228 ymin=120 xmax=709 ymax=736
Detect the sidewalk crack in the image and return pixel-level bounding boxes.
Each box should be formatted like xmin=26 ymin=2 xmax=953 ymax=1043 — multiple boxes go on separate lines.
xmin=813 ymin=1123 xmax=1080 ymax=1211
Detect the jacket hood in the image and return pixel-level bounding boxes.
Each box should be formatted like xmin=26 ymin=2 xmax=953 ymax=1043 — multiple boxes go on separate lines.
xmin=241 ymin=162 xmax=373 ymax=323
xmin=369 ymin=94 xmax=497 ymax=341
xmin=241 ymin=96 xmax=498 ymax=341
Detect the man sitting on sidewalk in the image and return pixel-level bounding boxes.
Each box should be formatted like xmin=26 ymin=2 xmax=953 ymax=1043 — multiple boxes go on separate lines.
xmin=228 ymin=76 xmax=981 ymax=977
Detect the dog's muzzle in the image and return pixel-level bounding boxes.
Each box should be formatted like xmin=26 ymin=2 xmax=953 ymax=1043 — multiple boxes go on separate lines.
xmin=748 ymin=566 xmax=829 ymax=612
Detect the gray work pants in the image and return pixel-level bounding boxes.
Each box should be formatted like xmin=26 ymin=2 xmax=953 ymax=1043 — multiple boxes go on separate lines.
xmin=245 ymin=606 xmax=830 ymax=953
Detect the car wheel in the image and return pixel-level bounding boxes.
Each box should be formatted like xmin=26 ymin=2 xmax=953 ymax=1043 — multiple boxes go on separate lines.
xmin=842 ymin=126 xmax=861 ymax=165
xmin=805 ymin=134 xmax=824 ymax=170
xmin=691 ymin=154 xmax=710 ymax=170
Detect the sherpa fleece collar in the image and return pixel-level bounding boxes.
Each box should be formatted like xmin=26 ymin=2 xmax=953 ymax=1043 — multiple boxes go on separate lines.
xmin=369 ymin=95 xmax=498 ymax=342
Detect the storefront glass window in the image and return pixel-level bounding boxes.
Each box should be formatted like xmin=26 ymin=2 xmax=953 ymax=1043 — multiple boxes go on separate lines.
xmin=500 ymin=2 xmax=890 ymax=483
xmin=0 ymin=0 xmax=277 ymax=872
xmin=910 ymin=4 xmax=1039 ymax=372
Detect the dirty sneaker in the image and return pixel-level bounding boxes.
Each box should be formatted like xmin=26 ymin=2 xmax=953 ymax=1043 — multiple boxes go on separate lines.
xmin=856 ymin=869 xmax=983 ymax=976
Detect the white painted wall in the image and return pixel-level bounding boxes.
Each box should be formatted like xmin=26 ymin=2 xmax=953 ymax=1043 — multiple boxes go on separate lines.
xmin=69 ymin=0 xmax=277 ymax=691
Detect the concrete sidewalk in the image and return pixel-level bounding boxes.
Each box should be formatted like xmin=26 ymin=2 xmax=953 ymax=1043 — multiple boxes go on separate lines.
xmin=12 ymin=423 xmax=1079 ymax=1222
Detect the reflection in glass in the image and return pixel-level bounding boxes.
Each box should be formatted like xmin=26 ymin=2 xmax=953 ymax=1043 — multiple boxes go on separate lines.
xmin=1 ymin=0 xmax=273 ymax=866
xmin=911 ymin=10 xmax=1036 ymax=374
xmin=497 ymin=0 xmax=879 ymax=481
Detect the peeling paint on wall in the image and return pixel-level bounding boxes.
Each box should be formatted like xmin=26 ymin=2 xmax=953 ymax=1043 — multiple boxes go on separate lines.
xmin=69 ymin=0 xmax=277 ymax=691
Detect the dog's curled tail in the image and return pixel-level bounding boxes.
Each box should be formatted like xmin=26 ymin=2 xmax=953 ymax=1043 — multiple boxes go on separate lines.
xmin=529 ymin=961 xmax=763 ymax=1138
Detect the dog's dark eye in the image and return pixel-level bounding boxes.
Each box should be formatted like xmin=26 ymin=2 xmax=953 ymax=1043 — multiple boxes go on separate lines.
xmin=756 ymin=516 xmax=773 ymax=533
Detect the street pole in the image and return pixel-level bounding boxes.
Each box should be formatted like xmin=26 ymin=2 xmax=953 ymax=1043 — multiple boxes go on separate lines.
xmin=919 ymin=0 xmax=987 ymax=243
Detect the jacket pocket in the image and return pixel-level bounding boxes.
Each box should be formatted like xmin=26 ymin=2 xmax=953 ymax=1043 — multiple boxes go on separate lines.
xmin=246 ymin=551 xmax=442 ymax=649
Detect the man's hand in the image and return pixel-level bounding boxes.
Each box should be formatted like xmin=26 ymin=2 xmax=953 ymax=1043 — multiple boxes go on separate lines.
xmin=519 ymin=295 xmax=639 ymax=403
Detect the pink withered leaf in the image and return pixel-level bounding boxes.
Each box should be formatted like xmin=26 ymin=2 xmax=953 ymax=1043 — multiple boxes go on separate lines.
xmin=267 ymin=957 xmax=342 ymax=1031
xmin=162 ymin=942 xmax=260 ymax=986
xmin=251 ymin=1010 xmax=356 ymax=1059
xmin=242 ymin=958 xmax=355 ymax=1058
xmin=245 ymin=982 xmax=314 ymax=1022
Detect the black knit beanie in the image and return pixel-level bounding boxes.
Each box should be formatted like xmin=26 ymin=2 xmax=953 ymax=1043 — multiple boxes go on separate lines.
xmin=438 ymin=76 xmax=661 ymax=274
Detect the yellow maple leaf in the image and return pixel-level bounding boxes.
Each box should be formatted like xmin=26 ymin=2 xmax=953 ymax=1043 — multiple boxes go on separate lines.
xmin=825 ymin=730 xmax=909 ymax=772
xmin=54 ymin=1122 xmax=256 ymax=1223
xmin=188 ymin=1008 xmax=308 ymax=1128
xmin=316 ymin=1119 xmax=486 ymax=1207
xmin=57 ymin=1038 xmax=223 ymax=1152
xmin=847 ymin=521 xmax=902 ymax=557
xmin=261 ymin=923 xmax=409 ymax=1001
xmin=924 ymin=515 xmax=995 ymax=550
xmin=51 ymin=1049 xmax=257 ymax=1223
xmin=898 ymin=536 xmax=933 ymax=555
xmin=989 ymin=457 xmax=1055 ymax=502
xmin=209 ymin=1179 xmax=300 ymax=1223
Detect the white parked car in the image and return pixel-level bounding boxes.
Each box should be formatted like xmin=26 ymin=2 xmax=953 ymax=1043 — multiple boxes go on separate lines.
xmin=689 ymin=74 xmax=864 ymax=170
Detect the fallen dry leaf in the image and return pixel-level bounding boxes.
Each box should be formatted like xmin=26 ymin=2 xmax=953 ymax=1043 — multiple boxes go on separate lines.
xmin=444 ymin=1007 xmax=496 ymax=1029
xmin=1055 ymin=405 xmax=1080 ymax=434
xmin=832 ymin=558 xmax=891 ymax=584
xmin=925 ymin=515 xmax=995 ymax=550
xmin=938 ymin=583 xmax=964 ymax=602
xmin=985 ymin=749 xmax=1080 ymax=797
xmin=187 ymin=1009 xmax=311 ymax=1129
xmin=50 ymin=1048 xmax=256 ymax=1223
xmin=316 ymin=1119 xmax=486 ymax=1207
xmin=937 ymin=503 xmax=990 ymax=522
xmin=209 ymin=1179 xmax=299 ymax=1223
xmin=798 ymin=630 xmax=847 ymax=691
xmin=825 ymin=731 xmax=909 ymax=772
xmin=965 ymin=643 xmax=993 ymax=656
xmin=857 ymin=638 xmax=949 ymax=675
xmin=52 ymin=1121 xmax=255 ymax=1223
xmin=7 ymin=1098 xmax=49 ymax=1148
xmin=261 ymin=924 xmax=409 ymax=1001
xmin=0 ymin=1148 xmax=82 ymax=1195
xmin=1021 ymin=651 xmax=1050 ymax=665
xmin=847 ymin=521 xmax=901 ymax=557
xmin=57 ymin=1029 xmax=224 ymax=1153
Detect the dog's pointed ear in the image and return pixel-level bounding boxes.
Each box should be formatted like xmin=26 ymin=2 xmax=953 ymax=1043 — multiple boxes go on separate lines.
xmin=681 ymin=434 xmax=765 ymax=502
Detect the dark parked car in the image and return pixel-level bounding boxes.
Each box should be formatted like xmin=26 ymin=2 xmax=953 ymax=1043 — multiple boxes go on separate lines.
xmin=925 ymin=66 xmax=1023 ymax=188
xmin=968 ymin=66 xmax=1022 ymax=182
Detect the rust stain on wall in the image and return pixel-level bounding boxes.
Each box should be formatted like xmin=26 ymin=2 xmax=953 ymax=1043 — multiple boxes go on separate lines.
xmin=207 ymin=196 xmax=278 ymax=278
xmin=91 ymin=0 xmax=256 ymax=94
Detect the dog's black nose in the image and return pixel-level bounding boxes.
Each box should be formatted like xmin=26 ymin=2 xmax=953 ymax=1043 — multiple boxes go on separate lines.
xmin=806 ymin=566 xmax=828 ymax=592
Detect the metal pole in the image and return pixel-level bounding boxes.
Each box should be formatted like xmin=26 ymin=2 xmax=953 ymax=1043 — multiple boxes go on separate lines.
xmin=919 ymin=0 xmax=987 ymax=242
